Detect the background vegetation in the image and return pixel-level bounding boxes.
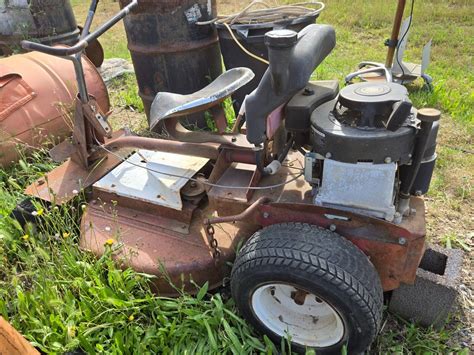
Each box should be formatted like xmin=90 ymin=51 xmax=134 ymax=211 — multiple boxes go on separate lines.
xmin=0 ymin=0 xmax=472 ymax=353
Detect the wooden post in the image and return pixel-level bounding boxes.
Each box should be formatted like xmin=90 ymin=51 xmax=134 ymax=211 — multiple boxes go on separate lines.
xmin=0 ymin=317 xmax=39 ymax=355
xmin=385 ymin=0 xmax=407 ymax=68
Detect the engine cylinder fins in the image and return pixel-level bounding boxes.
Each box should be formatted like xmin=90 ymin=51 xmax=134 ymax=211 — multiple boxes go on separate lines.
xmin=310 ymin=99 xmax=416 ymax=164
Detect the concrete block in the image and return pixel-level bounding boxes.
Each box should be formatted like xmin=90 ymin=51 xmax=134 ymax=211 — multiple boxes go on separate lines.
xmin=388 ymin=244 xmax=463 ymax=329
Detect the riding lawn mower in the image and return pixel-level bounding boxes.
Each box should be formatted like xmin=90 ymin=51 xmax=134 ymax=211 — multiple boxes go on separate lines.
xmin=16 ymin=0 xmax=442 ymax=353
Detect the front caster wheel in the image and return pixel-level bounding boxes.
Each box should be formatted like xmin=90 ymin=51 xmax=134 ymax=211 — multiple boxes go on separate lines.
xmin=231 ymin=223 xmax=383 ymax=354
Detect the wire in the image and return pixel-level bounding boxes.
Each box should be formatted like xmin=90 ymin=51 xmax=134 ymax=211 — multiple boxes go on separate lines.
xmin=95 ymin=139 xmax=304 ymax=190
xmin=198 ymin=1 xmax=325 ymax=65
xmin=210 ymin=1 xmax=325 ymax=25
xmin=223 ymin=22 xmax=269 ymax=65
xmin=396 ymin=0 xmax=415 ymax=84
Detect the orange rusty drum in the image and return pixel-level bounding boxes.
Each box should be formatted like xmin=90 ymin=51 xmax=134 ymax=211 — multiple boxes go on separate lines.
xmin=0 ymin=51 xmax=109 ymax=168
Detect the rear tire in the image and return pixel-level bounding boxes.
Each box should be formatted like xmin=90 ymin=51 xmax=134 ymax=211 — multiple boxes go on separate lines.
xmin=231 ymin=223 xmax=383 ymax=354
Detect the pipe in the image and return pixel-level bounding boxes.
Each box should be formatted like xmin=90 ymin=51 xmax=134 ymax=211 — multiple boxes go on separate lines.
xmin=385 ymin=0 xmax=407 ymax=68
xmin=398 ymin=108 xmax=440 ymax=216
xmin=204 ymin=197 xmax=271 ymax=225
xmin=265 ymin=29 xmax=298 ymax=95
xmin=95 ymin=136 xmax=221 ymax=160
xmin=399 ymin=108 xmax=440 ymax=198
xmin=81 ymin=0 xmax=100 ymax=39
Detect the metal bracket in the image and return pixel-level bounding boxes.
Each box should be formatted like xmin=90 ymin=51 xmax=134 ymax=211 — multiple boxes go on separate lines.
xmin=384 ymin=38 xmax=398 ymax=48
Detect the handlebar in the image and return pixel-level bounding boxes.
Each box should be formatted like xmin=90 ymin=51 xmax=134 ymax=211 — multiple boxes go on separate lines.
xmin=21 ymin=0 xmax=138 ymax=57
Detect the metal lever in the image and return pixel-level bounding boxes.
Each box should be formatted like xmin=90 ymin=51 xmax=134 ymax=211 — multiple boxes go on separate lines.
xmin=25 ymin=0 xmax=138 ymax=168
xmin=21 ymin=0 xmax=138 ymax=57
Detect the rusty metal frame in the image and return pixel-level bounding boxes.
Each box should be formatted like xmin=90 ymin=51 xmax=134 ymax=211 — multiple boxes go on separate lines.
xmin=27 ymin=138 xmax=429 ymax=293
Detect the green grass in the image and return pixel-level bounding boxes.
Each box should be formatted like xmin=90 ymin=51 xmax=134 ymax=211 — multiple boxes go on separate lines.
xmin=0 ymin=153 xmax=283 ymax=354
xmin=373 ymin=313 xmax=470 ymax=354
xmin=0 ymin=0 xmax=472 ymax=353
xmin=310 ymin=0 xmax=474 ymax=129
xmin=108 ymin=73 xmax=145 ymax=113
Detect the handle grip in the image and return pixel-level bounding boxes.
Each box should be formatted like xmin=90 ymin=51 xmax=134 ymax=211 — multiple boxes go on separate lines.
xmin=21 ymin=40 xmax=87 ymax=56
xmin=21 ymin=0 xmax=138 ymax=56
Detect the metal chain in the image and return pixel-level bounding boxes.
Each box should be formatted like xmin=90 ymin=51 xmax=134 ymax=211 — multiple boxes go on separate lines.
xmin=205 ymin=223 xmax=221 ymax=260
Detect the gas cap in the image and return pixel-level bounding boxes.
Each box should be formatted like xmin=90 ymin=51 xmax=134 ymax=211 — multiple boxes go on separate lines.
xmin=264 ymin=29 xmax=298 ymax=48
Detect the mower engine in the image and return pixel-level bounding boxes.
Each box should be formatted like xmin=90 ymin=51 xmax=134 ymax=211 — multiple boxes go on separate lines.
xmin=288 ymin=81 xmax=439 ymax=223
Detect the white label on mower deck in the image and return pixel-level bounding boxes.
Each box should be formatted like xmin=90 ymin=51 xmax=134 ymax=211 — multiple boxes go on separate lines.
xmin=93 ymin=150 xmax=209 ymax=211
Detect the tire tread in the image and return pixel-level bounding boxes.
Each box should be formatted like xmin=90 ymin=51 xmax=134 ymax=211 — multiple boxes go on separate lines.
xmin=231 ymin=222 xmax=383 ymax=352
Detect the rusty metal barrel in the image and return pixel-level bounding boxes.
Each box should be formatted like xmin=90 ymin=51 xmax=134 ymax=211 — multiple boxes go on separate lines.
xmin=0 ymin=51 xmax=109 ymax=168
xmin=118 ymin=0 xmax=223 ymax=125
xmin=0 ymin=0 xmax=80 ymax=55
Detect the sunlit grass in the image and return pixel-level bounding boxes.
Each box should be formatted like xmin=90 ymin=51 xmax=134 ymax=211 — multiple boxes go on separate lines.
xmin=0 ymin=0 xmax=471 ymax=353
xmin=0 ymin=152 xmax=281 ymax=354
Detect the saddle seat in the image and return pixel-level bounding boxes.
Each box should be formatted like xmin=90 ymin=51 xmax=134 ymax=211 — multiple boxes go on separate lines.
xmin=149 ymin=68 xmax=254 ymax=132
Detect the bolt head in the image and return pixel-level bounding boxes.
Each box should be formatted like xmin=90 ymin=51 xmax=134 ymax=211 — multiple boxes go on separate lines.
xmin=398 ymin=237 xmax=407 ymax=245
xmin=325 ymin=152 xmax=332 ymax=159
xmin=384 ymin=157 xmax=392 ymax=164
xmin=329 ymin=224 xmax=336 ymax=232
xmin=303 ymin=87 xmax=315 ymax=96
xmin=262 ymin=212 xmax=270 ymax=219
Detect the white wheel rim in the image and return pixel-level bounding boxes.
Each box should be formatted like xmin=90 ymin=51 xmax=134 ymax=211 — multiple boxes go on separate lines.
xmin=251 ymin=283 xmax=345 ymax=347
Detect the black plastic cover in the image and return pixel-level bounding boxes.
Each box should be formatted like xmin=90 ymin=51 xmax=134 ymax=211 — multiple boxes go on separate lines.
xmin=386 ymin=100 xmax=413 ymax=131
xmin=422 ymin=120 xmax=440 ymax=158
xmin=398 ymin=121 xmax=439 ymax=195
xmin=285 ymin=80 xmax=339 ymax=132
xmin=310 ymin=99 xmax=416 ymax=164
xmin=399 ymin=155 xmax=437 ymax=195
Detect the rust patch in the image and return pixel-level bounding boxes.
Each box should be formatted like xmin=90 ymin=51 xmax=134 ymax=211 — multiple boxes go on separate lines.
xmin=80 ymin=203 xmax=259 ymax=296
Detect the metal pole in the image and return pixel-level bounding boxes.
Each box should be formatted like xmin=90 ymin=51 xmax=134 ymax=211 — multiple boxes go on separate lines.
xmin=385 ymin=0 xmax=407 ymax=68
xmin=81 ymin=0 xmax=99 ymax=40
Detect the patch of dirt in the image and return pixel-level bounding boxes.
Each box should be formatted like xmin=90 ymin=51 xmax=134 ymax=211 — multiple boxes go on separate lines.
xmin=108 ymin=106 xmax=148 ymax=133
